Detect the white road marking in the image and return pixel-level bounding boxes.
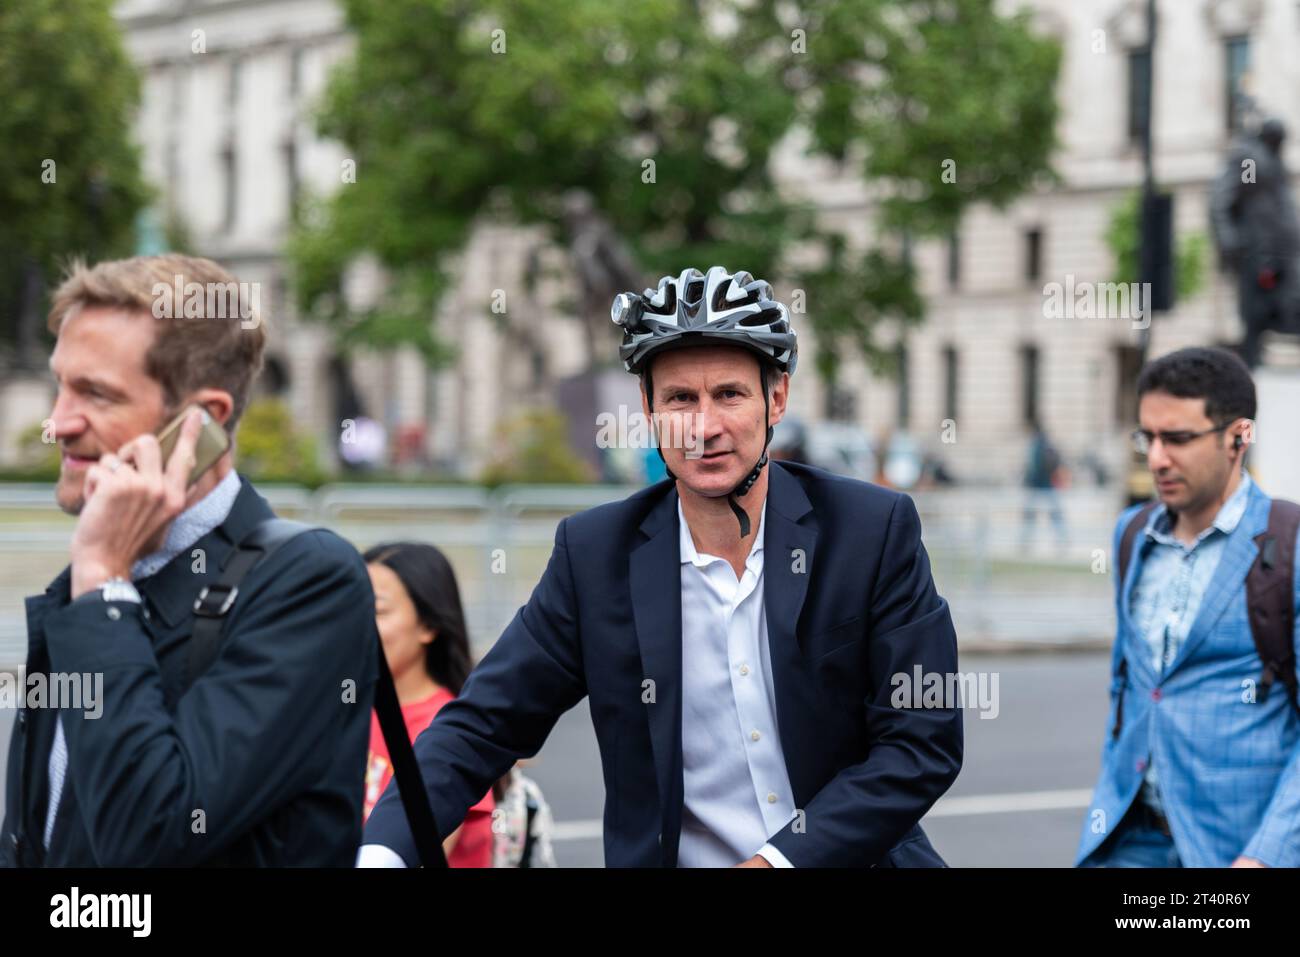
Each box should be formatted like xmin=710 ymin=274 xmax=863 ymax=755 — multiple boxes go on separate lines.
xmin=924 ymin=787 xmax=1094 ymax=817
xmin=548 ymin=788 xmax=1095 ymax=841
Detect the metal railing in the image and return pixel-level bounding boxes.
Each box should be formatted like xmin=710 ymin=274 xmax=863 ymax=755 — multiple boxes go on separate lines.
xmin=0 ymin=482 xmax=1125 ymax=668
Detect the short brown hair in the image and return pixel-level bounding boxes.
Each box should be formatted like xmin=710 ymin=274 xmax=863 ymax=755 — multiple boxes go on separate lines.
xmin=47 ymin=254 xmax=267 ymax=432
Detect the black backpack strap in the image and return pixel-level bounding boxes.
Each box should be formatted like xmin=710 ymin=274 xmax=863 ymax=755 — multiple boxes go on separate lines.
xmin=1248 ymin=499 xmax=1300 ymax=712
xmin=1117 ymin=501 xmax=1160 ymax=595
xmin=1112 ymin=501 xmax=1160 ymax=740
xmin=372 ymin=649 xmax=447 ymax=868
xmin=184 ymin=517 xmax=448 ymax=867
xmin=520 ymin=792 xmax=539 ymax=869
xmin=185 ymin=518 xmax=315 ymax=694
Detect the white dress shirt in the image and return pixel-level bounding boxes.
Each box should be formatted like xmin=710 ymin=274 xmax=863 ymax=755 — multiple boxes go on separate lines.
xmin=676 ymin=497 xmax=795 ymax=868
xmin=358 ymin=493 xmax=798 ymax=868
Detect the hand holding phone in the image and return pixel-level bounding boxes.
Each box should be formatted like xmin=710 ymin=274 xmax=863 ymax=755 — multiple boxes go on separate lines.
xmin=70 ymin=406 xmax=228 ymax=598
xmin=156 ymin=404 xmax=231 ymax=487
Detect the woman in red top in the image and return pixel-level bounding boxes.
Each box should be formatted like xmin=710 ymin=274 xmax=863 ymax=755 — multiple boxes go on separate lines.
xmin=362 ymin=542 xmax=494 ymax=867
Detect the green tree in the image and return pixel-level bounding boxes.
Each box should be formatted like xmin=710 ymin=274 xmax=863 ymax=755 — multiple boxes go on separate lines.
xmin=0 ymin=0 xmax=151 ymax=366
xmin=293 ymin=0 xmax=1060 ymax=381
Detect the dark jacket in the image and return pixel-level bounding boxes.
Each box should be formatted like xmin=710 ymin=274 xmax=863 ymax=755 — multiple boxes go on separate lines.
xmin=365 ymin=461 xmax=963 ymax=867
xmin=1 ymin=478 xmax=377 ymax=867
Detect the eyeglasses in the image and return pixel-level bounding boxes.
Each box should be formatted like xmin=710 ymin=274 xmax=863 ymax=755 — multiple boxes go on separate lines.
xmin=1130 ymin=423 xmax=1231 ymax=455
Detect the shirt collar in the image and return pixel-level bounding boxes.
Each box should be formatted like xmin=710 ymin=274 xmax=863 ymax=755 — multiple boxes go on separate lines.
xmin=132 ymin=470 xmax=242 ymax=580
xmin=1146 ymin=470 xmax=1253 ymax=545
xmin=678 ymin=496 xmax=766 ymax=569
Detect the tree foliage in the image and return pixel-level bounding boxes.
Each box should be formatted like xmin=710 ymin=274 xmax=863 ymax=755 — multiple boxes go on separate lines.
xmin=293 ymin=0 xmax=1060 ymax=381
xmin=0 ymin=0 xmax=150 ymax=363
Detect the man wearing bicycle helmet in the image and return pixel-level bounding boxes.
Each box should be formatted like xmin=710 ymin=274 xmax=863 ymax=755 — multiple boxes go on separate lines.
xmin=362 ymin=267 xmax=963 ymax=868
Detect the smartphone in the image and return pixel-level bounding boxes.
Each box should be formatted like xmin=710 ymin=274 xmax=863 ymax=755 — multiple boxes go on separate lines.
xmin=156 ymin=404 xmax=231 ymax=487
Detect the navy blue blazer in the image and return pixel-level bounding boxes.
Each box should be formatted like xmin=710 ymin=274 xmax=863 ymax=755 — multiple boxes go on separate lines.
xmin=1 ymin=479 xmax=378 ymax=867
xmin=365 ymin=461 xmax=963 ymax=866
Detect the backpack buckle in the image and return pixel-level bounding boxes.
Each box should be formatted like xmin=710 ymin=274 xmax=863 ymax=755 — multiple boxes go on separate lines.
xmin=194 ymin=583 xmax=238 ymax=618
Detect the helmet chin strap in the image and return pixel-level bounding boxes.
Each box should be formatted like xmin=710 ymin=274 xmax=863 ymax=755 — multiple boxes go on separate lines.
xmin=726 ymin=382 xmax=772 ymax=539
xmin=646 ymin=366 xmax=772 ymax=539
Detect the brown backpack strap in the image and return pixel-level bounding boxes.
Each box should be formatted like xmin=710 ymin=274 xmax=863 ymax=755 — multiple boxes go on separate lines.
xmin=1248 ymin=499 xmax=1300 ymax=711
xmin=1112 ymin=501 xmax=1160 ymax=739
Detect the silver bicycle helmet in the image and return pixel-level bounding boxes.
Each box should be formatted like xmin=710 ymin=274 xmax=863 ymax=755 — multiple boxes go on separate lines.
xmin=610 ymin=266 xmax=798 ymax=538
xmin=611 ymin=266 xmax=797 ymax=376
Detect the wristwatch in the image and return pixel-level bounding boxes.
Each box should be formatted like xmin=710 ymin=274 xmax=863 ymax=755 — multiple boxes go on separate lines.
xmin=96 ymin=577 xmax=142 ymax=604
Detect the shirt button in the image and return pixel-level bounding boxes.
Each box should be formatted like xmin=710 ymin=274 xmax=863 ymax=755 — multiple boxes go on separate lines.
xmin=106 ymin=606 xmax=122 ymax=621
xmin=767 ymin=792 xmax=777 ymax=804
xmin=751 ymin=730 xmax=761 ymax=741
xmin=1152 ymin=689 xmax=1162 ymax=701
xmin=738 ymin=665 xmax=749 ymax=676
xmin=1136 ymin=759 xmax=1147 ymax=772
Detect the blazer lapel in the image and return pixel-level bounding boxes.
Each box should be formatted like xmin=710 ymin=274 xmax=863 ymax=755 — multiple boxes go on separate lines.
xmin=1167 ymin=483 xmax=1270 ymax=676
xmin=763 ymin=463 xmax=821 ymax=805
xmin=630 ymin=485 xmax=684 ymax=864
xmin=1118 ymin=514 xmax=1160 ymax=685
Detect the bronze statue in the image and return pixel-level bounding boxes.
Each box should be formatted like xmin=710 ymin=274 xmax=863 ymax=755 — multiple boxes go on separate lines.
xmin=561 ymin=189 xmax=644 ymax=364
xmin=1210 ymin=118 xmax=1300 ymax=367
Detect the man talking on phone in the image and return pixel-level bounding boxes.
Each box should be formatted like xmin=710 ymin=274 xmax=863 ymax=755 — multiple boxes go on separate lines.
xmin=0 ymin=254 xmax=378 ymax=867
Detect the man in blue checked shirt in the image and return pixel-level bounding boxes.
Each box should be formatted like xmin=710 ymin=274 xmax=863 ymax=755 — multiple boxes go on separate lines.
xmin=1078 ymin=347 xmax=1300 ymax=868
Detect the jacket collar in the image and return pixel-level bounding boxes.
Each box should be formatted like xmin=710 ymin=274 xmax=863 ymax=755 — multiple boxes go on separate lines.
xmin=136 ymin=476 xmax=275 ymax=629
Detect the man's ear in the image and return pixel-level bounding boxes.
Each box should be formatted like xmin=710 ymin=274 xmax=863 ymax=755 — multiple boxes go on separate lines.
xmin=187 ymin=388 xmax=235 ymax=428
xmin=1229 ymin=418 xmax=1252 ymax=454
xmin=767 ymin=371 xmax=790 ymax=427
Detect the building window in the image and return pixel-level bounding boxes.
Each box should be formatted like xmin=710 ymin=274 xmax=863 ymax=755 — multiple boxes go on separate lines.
xmin=942 ymin=345 xmax=959 ymax=422
xmin=221 ymin=141 xmax=238 ymax=233
xmin=1225 ymin=36 xmax=1251 ymax=133
xmin=1127 ymin=46 xmax=1151 ymax=144
xmin=946 ymin=229 xmax=961 ymax=290
xmin=1114 ymin=344 xmax=1142 ymax=427
xmin=223 ymin=58 xmax=242 ymax=233
xmin=289 ymin=46 xmax=304 ymax=100
xmin=1024 ymin=228 xmax=1043 ymax=285
xmin=1019 ymin=344 xmax=1040 ymax=427
xmin=227 ymin=57 xmax=242 ymax=113
xmin=283 ymin=136 xmax=299 ymax=221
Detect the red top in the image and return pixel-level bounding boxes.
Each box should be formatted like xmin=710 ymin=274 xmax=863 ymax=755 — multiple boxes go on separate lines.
xmin=364 ymin=688 xmax=495 ymax=868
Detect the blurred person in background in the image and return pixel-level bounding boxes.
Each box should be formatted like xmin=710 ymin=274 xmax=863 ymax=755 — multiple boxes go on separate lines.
xmin=767 ymin=416 xmax=808 ymax=465
xmin=363 ymin=542 xmax=495 ymax=867
xmin=1019 ymin=418 xmax=1068 ymax=550
xmin=1078 ymin=347 xmax=1300 ymax=868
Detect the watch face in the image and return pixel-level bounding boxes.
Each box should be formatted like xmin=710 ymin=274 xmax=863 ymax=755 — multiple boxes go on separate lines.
xmin=100 ymin=579 xmax=142 ymax=603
